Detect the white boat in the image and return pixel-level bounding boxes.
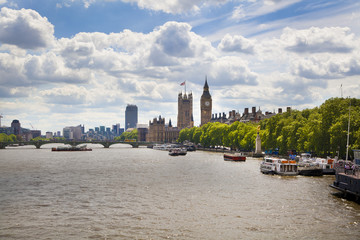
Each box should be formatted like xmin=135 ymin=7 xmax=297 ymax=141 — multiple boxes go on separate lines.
xmin=297 ymin=153 xmax=323 ymax=176
xmin=169 ymin=148 xmax=187 ymax=156
xmin=153 ymin=144 xmax=177 ymax=151
xmin=315 ymin=157 xmax=336 ymax=175
xmin=260 ymin=157 xmax=298 ymax=176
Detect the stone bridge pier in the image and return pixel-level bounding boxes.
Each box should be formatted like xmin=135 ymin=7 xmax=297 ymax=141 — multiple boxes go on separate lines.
xmin=34 ymin=142 xmax=43 ymax=149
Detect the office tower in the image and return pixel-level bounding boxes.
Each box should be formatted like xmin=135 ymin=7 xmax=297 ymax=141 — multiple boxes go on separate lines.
xmin=11 ymin=119 xmax=21 ymax=136
xmin=125 ymin=104 xmax=138 ymax=130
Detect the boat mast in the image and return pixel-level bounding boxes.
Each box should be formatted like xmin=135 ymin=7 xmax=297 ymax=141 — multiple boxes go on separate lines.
xmin=346 ymin=99 xmax=351 ymax=161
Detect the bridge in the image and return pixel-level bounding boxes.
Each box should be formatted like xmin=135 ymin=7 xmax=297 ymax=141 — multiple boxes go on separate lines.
xmin=0 ymin=140 xmax=155 ymax=149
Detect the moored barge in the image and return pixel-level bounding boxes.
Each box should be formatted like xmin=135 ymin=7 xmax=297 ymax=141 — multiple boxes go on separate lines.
xmin=330 ymin=150 xmax=360 ymax=200
xmin=297 ymin=153 xmax=323 ymax=176
xmin=52 ymin=145 xmax=92 ymax=151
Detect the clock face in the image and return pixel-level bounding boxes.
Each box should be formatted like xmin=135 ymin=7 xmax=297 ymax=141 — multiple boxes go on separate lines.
xmin=205 ymin=101 xmax=210 ymax=106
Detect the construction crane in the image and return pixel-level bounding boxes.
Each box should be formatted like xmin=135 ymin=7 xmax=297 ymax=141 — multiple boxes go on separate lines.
xmin=30 ymin=123 xmax=35 ymax=129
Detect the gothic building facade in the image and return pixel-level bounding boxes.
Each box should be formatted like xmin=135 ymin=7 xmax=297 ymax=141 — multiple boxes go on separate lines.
xmin=211 ymin=107 xmax=291 ymax=125
xmin=200 ymin=77 xmax=212 ymax=126
xmin=177 ymin=92 xmax=194 ymax=129
xmin=147 ymin=116 xmax=179 ymax=143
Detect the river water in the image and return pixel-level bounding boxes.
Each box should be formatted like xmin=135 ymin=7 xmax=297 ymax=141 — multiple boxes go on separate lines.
xmin=0 ymin=145 xmax=359 ymax=239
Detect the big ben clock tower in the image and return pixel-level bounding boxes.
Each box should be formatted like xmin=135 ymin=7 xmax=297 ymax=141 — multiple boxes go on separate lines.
xmin=200 ymin=76 xmax=212 ymax=126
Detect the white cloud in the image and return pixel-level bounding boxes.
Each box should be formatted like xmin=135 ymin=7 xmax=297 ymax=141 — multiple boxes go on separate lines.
xmin=41 ymin=86 xmax=88 ymax=105
xmin=282 ymin=27 xmax=356 ymax=53
xmin=0 ymin=53 xmax=27 ymax=88
xmin=0 ymin=7 xmax=55 ymax=49
xmin=155 ymin=22 xmax=194 ymax=58
xmin=291 ymin=53 xmax=360 ymax=79
xmin=61 ymin=0 xmax=229 ymax=14
xmin=231 ymin=5 xmax=245 ymax=21
xmin=230 ymin=0 xmax=301 ymax=22
xmin=24 ymin=52 xmax=92 ymax=84
xmin=209 ymin=56 xmax=258 ymax=86
xmin=149 ymin=21 xmax=213 ymax=66
xmin=2 ymin=6 xmax=360 ymax=132
xmin=218 ymin=34 xmax=256 ymax=54
xmin=0 ymin=86 xmax=31 ymax=98
xmin=275 ymin=27 xmax=360 ymax=79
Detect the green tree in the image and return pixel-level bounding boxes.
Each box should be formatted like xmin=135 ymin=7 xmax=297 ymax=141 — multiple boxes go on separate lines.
xmin=0 ymin=133 xmax=18 ymax=142
xmin=176 ymin=97 xmax=360 ymax=157
xmin=115 ymin=129 xmax=138 ymax=141
xmin=31 ymin=136 xmax=48 ymax=141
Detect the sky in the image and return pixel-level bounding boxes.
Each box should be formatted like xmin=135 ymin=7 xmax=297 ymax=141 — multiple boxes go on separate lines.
xmin=0 ymin=0 xmax=360 ymax=133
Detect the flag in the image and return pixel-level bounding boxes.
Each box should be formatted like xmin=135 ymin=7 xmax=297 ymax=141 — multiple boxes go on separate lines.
xmin=180 ymin=81 xmax=186 ymax=86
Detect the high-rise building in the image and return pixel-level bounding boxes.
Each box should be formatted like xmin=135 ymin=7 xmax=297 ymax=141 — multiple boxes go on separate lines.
xmin=31 ymin=130 xmax=41 ymax=138
xmin=46 ymin=132 xmax=53 ymax=139
xmin=200 ymin=77 xmax=212 ymax=126
xmin=11 ymin=119 xmax=21 ymax=136
xmin=125 ymin=104 xmax=138 ymax=130
xmin=112 ymin=123 xmax=121 ymax=136
xmin=100 ymin=126 xmax=105 ymax=134
xmin=177 ymin=92 xmax=193 ymax=129
xmin=63 ymin=125 xmax=82 ymax=140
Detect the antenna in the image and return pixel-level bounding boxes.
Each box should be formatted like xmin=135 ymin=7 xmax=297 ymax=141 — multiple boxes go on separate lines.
xmin=0 ymin=113 xmax=3 ymax=127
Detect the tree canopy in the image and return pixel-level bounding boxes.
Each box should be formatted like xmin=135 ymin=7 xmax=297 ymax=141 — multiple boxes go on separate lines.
xmin=0 ymin=133 xmax=18 ymax=142
xmin=114 ymin=129 xmax=138 ymax=141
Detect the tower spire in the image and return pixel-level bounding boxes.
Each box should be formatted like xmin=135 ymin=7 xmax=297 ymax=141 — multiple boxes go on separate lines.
xmin=204 ymin=75 xmax=209 ymax=91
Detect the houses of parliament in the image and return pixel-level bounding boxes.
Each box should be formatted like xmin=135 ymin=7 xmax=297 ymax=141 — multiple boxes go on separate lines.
xmin=142 ymin=78 xmax=212 ymax=143
xmin=139 ymin=77 xmax=287 ymax=143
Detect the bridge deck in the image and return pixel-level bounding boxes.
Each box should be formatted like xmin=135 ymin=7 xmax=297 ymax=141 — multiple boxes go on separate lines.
xmin=0 ymin=141 xmax=155 ymax=149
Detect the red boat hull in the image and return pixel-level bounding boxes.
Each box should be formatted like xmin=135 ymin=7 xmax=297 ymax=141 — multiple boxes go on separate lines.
xmin=224 ymin=154 xmax=246 ymax=161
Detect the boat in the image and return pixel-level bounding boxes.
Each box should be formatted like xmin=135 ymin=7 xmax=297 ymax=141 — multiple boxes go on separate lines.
xmin=330 ymin=150 xmax=360 ymax=200
xmin=315 ymin=157 xmax=336 ymax=175
xmin=185 ymin=145 xmax=196 ymax=151
xmin=153 ymin=144 xmax=178 ymax=151
xmin=178 ymin=148 xmax=187 ymax=155
xmin=169 ymin=148 xmax=180 ymax=156
xmin=224 ymin=153 xmax=246 ymax=161
xmin=297 ymin=153 xmax=323 ymax=176
xmin=52 ymin=145 xmax=92 ymax=151
xmin=169 ymin=148 xmax=187 ymax=156
xmin=330 ymin=102 xmax=360 ymax=200
xmin=260 ymin=156 xmax=298 ymax=176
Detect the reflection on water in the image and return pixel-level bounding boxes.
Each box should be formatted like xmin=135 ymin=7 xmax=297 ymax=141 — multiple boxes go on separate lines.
xmin=0 ymin=145 xmax=359 ymax=239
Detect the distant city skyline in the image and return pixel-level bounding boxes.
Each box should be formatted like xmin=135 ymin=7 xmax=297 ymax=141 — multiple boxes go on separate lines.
xmin=1 ymin=1 xmax=360 ymax=132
